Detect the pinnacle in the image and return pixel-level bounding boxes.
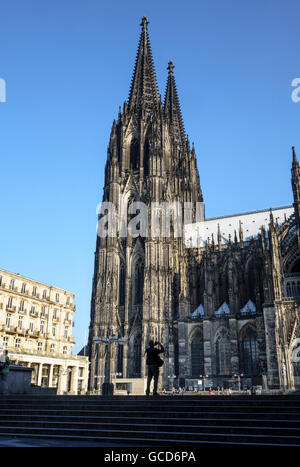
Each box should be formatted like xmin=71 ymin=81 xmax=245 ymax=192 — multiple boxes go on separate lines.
xmin=128 ymin=17 xmax=159 ymax=115
xmin=164 ymin=61 xmax=186 ymax=148
xmin=140 ymin=16 xmax=149 ymax=30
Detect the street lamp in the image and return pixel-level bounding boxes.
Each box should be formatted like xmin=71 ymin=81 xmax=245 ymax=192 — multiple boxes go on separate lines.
xmin=233 ymin=373 xmax=243 ymax=392
xmin=93 ymin=334 xmax=125 ymax=395
xmin=168 ymin=374 xmax=176 ymax=392
xmin=111 ymin=372 xmax=122 ymax=391
xmin=94 ymin=374 xmax=105 ymax=394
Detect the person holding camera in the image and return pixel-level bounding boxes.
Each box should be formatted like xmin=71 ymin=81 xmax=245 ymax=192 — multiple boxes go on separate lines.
xmin=145 ymin=340 xmax=164 ymax=396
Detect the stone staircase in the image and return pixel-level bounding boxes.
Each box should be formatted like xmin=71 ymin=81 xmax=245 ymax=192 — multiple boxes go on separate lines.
xmin=0 ymin=394 xmax=300 ymax=447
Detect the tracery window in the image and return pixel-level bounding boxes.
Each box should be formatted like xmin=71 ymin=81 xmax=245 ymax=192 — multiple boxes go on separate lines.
xmin=134 ymin=258 xmax=144 ymax=305
xmin=190 ymin=329 xmax=204 ymax=377
xmin=216 ymin=329 xmax=231 ymax=375
xmin=133 ymin=337 xmax=141 ymax=376
xmin=119 ymin=262 xmax=125 ymax=306
xmin=130 ymin=138 xmax=139 ymax=171
xmin=241 ymin=327 xmax=259 ymax=375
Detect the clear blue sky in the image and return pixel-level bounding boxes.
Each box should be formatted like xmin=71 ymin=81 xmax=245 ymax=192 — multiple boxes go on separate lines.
xmin=0 ymin=0 xmax=299 ymax=353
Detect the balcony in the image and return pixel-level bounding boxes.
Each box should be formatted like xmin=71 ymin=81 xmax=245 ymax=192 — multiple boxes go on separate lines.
xmin=4 ymin=326 xmax=17 ymax=334
xmin=27 ymin=329 xmax=40 ymax=338
xmin=64 ymin=319 xmax=72 ymax=325
xmin=29 ymin=310 xmax=39 ymax=318
xmin=6 ymin=305 xmax=16 ymax=313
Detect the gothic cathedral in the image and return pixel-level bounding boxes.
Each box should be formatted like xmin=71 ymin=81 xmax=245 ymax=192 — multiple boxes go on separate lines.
xmin=88 ymin=17 xmax=300 ymax=392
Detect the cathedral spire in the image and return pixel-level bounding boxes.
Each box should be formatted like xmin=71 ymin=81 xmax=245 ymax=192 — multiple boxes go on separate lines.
xmin=164 ymin=61 xmax=186 ymax=148
xmin=128 ymin=17 xmax=159 ymax=116
xmin=291 ymin=146 xmax=300 ymax=243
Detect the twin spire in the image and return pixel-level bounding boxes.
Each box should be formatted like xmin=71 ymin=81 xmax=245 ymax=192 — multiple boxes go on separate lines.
xmin=128 ymin=17 xmax=186 ymax=147
xmin=128 ymin=17 xmax=159 ymax=115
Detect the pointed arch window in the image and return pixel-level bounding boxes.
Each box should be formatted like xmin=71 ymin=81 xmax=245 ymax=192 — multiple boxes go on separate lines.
xmin=117 ymin=344 xmax=123 ymax=376
xmin=144 ymin=139 xmax=150 ymax=177
xmin=133 ymin=337 xmax=141 ymax=376
xmin=119 ymin=263 xmax=125 ymax=306
xmin=130 ymin=138 xmax=139 ymax=171
xmin=216 ymin=329 xmax=231 ymax=375
xmin=190 ymin=329 xmax=204 ymax=377
xmin=245 ymin=258 xmax=256 ymax=303
xmin=241 ymin=327 xmax=259 ymax=375
xmin=134 ymin=258 xmax=144 ymax=305
xmin=220 ymin=266 xmax=229 ymax=305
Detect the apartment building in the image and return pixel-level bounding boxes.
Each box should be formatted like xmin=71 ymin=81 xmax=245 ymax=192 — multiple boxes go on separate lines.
xmin=0 ymin=268 xmax=89 ymax=394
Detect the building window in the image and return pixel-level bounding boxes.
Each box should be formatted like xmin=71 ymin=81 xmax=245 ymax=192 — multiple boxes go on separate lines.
xmin=41 ymin=306 xmax=46 ymax=317
xmin=144 ymin=138 xmax=150 ymax=177
xmin=133 ymin=336 xmax=141 ymax=377
xmin=21 ymin=283 xmax=26 ymax=293
xmin=241 ymin=327 xmax=259 ymax=376
xmin=9 ymin=279 xmax=15 ymax=291
xmin=119 ymin=263 xmax=125 ymax=306
xmin=133 ymin=258 xmax=144 ymax=305
xmin=190 ymin=329 xmax=204 ymax=377
xmin=50 ymin=344 xmax=55 ymax=353
xmin=117 ymin=344 xmax=123 ymax=375
xmin=7 ymin=297 xmax=13 ymax=309
xmin=19 ymin=300 xmax=25 ymax=312
xmin=64 ymin=327 xmax=69 ymax=339
xmin=55 ymin=293 xmax=59 ymax=303
xmin=63 ymin=346 xmax=68 ymax=354
xmin=43 ymin=289 xmax=47 ymax=299
xmin=6 ymin=314 xmax=11 ymax=328
xmin=18 ymin=315 xmax=23 ymax=330
xmin=216 ymin=329 xmax=231 ymax=375
xmin=29 ymin=321 xmax=34 ymax=333
xmin=37 ymin=342 xmax=43 ymax=351
xmin=0 ymin=276 xmax=2 ymax=287
xmin=2 ymin=336 xmax=8 ymax=348
xmin=66 ymin=296 xmax=70 ymax=306
xmin=15 ymin=338 xmax=21 ymax=349
xmin=53 ymin=309 xmax=57 ymax=320
xmin=32 ymin=286 xmax=37 ymax=297
xmin=130 ymin=137 xmax=139 ymax=171
xmin=52 ymin=325 xmax=56 ymax=337
xmin=40 ymin=321 xmax=45 ymax=335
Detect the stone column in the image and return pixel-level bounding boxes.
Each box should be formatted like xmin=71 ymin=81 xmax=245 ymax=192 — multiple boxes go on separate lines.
xmin=263 ymin=305 xmax=280 ymax=388
xmin=49 ymin=364 xmax=54 ymax=387
xmin=71 ymin=366 xmax=79 ymax=394
xmin=37 ymin=363 xmax=43 ymax=386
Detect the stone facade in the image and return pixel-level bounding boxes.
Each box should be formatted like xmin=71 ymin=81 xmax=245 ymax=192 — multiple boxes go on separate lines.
xmin=0 ymin=268 xmax=89 ymax=394
xmin=88 ymin=17 xmax=300 ymax=393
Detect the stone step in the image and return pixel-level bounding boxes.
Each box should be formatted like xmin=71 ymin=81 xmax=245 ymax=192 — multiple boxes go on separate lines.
xmin=0 ymin=425 xmax=299 ymax=446
xmin=0 ymin=401 xmax=300 ymax=413
xmin=0 ymin=419 xmax=299 ymax=436
xmin=2 ymin=408 xmax=300 ymax=421
xmin=1 ymin=413 xmax=300 ymax=427
xmin=1 ymin=395 xmax=300 ymax=447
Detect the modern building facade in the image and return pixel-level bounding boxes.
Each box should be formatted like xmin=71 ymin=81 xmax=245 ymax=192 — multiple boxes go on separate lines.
xmin=88 ymin=17 xmax=300 ymax=393
xmin=0 ymin=268 xmax=89 ymax=394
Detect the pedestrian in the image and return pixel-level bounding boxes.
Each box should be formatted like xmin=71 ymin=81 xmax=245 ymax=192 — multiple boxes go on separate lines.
xmin=0 ymin=350 xmax=10 ymax=380
xmin=145 ymin=340 xmax=165 ymax=396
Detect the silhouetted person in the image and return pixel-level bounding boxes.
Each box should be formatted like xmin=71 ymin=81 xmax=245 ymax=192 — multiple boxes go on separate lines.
xmin=145 ymin=340 xmax=164 ymax=396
